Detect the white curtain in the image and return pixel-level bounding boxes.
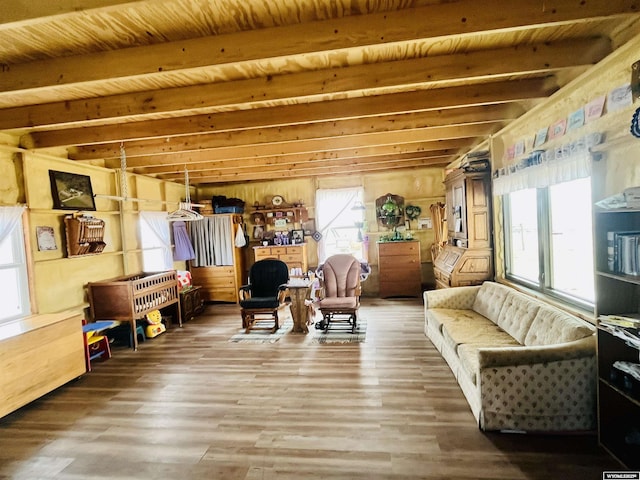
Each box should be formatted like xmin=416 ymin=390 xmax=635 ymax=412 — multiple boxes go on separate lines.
xmin=315 ymin=188 xmax=360 ymax=262
xmin=139 ymin=211 xmax=173 ymax=271
xmin=493 ymin=133 xmax=600 ymax=196
xmin=0 ymin=206 xmax=25 ymax=244
xmin=189 ymin=215 xmax=233 ymax=266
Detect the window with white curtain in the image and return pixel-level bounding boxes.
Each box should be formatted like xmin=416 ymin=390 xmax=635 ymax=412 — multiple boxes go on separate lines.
xmin=0 ymin=206 xmax=30 ymax=322
xmin=503 ymin=177 xmax=594 ymax=306
xmin=315 ymin=187 xmax=364 ymax=263
xmin=139 ymin=211 xmax=173 ymax=272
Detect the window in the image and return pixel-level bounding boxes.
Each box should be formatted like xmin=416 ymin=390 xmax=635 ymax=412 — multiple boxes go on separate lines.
xmin=504 ymin=177 xmax=594 ymax=307
xmin=316 ymin=187 xmax=365 ymax=263
xmin=0 ymin=207 xmax=30 ymax=322
xmin=139 ymin=211 xmax=172 ymax=271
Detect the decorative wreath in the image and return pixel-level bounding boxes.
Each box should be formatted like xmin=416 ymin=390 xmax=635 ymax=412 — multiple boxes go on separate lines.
xmin=631 ymin=107 xmax=640 ymax=139
xmin=405 ymin=205 xmax=422 ymax=220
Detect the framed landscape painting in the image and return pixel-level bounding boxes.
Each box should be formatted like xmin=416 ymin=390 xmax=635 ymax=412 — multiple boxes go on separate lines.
xmin=49 ymin=170 xmax=96 ymax=211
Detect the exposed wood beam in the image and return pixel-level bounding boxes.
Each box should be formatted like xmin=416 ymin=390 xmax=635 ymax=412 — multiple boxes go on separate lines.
xmin=106 ymin=123 xmax=500 ymax=168
xmin=0 ymin=38 xmax=604 ymax=130
xmin=0 ymin=0 xmax=137 ymax=29
xmin=0 ymin=0 xmax=635 ymax=94
xmin=71 ymin=105 xmax=517 ymax=160
xmin=157 ymin=155 xmax=456 ymax=184
xmin=134 ymin=143 xmax=473 ymax=175
xmin=23 ymin=80 xmax=541 ymax=148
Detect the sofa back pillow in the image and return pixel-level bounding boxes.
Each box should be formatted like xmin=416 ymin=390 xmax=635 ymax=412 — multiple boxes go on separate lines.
xmin=472 ymin=282 xmax=510 ymax=324
xmin=524 ymin=306 xmax=595 ymax=346
xmin=495 ymin=291 xmax=540 ymax=344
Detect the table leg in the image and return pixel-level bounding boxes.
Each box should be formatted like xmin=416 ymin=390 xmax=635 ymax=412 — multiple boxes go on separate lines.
xmin=289 ymin=287 xmax=309 ymax=334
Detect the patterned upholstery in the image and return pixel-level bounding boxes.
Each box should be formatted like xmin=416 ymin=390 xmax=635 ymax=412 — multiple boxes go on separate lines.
xmin=423 ymin=285 xmax=479 ymax=310
xmin=479 ymin=354 xmax=596 ymax=431
xmin=524 ymin=306 xmax=595 ymax=346
xmin=495 ymin=291 xmax=540 ymax=344
xmin=424 ymin=281 xmax=596 ymax=432
xmin=472 ymin=281 xmax=510 ymax=323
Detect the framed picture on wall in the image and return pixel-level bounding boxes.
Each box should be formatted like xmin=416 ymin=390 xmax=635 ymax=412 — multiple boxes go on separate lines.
xmin=49 ymin=170 xmax=96 ymax=211
xmin=253 ymin=225 xmax=264 ymax=239
xmin=291 ymin=229 xmax=304 ymax=244
xmin=302 ymin=218 xmax=316 ymax=236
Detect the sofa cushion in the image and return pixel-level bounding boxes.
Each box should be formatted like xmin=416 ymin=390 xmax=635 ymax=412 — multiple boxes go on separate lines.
xmin=442 ymin=320 xmax=515 ymax=354
xmin=426 ymin=308 xmax=486 ymax=334
xmin=495 ymin=291 xmax=540 ymax=344
xmin=524 ymin=306 xmax=595 ymax=346
xmin=472 ymin=282 xmax=510 ymax=324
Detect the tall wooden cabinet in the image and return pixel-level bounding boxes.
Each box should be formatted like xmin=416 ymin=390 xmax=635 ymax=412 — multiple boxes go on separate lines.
xmin=433 ymin=168 xmax=493 ymax=288
xmin=189 ymin=214 xmax=246 ymax=303
xmin=378 ymin=240 xmax=421 ymax=298
xmin=594 ymin=205 xmax=640 ymax=469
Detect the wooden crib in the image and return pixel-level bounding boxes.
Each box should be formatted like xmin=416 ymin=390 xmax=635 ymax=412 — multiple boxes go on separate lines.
xmin=87 ymin=271 xmax=181 ymax=350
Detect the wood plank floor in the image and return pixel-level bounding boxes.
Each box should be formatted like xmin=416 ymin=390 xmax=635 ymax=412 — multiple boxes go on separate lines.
xmin=0 ymin=298 xmax=620 ymax=479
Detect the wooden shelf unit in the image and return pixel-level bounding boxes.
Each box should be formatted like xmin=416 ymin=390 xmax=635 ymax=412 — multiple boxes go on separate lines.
xmin=251 ymin=205 xmax=308 ymax=226
xmin=64 ymin=214 xmax=106 ymax=257
xmin=594 ymin=207 xmax=640 ymax=469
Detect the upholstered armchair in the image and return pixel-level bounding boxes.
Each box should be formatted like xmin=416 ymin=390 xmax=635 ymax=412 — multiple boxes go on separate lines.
xmin=315 ymin=254 xmax=361 ymax=333
xmin=239 ymin=259 xmax=290 ymax=333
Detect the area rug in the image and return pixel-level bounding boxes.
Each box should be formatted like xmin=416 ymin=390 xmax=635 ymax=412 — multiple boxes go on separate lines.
xmin=310 ymin=318 xmax=367 ymax=344
xmin=228 ymin=318 xmax=293 ymax=344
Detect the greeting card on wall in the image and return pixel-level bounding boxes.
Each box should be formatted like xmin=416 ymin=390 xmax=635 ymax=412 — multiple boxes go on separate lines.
xmin=533 ymin=127 xmax=548 ymax=148
xmin=549 ymin=118 xmax=567 ymax=140
xmin=514 ymin=139 xmax=526 ymax=157
xmin=36 ymin=226 xmax=57 ymax=251
xmin=585 ymin=96 xmax=605 ymax=123
xmin=607 ymin=83 xmax=632 ymax=113
xmin=506 ymin=144 xmax=516 ymax=161
xmin=567 ymin=108 xmax=585 ymax=132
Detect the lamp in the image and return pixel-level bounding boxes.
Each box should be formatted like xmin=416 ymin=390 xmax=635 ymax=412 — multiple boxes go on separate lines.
xmin=351 ymin=200 xmax=366 ymax=211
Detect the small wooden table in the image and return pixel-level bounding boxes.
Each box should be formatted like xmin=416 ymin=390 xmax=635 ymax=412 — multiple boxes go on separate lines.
xmin=287 ymin=279 xmax=313 ymax=333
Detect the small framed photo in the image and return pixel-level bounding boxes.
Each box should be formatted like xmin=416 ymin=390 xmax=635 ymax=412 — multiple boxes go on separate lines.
xmin=253 ymin=225 xmax=264 ymax=239
xmin=49 ymin=170 xmax=96 ymax=211
xmin=291 ymin=229 xmax=304 ymax=244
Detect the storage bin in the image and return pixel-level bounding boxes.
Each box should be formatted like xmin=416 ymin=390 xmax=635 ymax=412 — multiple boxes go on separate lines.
xmin=215 ymin=206 xmax=244 ymax=214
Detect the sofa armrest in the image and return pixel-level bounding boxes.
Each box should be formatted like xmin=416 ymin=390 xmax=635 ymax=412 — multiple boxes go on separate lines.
xmin=477 ymin=335 xmax=595 ymax=369
xmin=477 ymin=336 xmax=597 ymax=431
xmin=423 ymin=285 xmax=480 ymax=310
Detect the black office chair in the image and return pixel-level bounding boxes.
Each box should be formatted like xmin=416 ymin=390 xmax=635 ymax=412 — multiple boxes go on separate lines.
xmin=239 ymin=259 xmax=290 ymax=333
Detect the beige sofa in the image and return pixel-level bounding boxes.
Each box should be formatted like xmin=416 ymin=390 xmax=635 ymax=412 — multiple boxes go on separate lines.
xmin=423 ymin=281 xmax=597 ymax=432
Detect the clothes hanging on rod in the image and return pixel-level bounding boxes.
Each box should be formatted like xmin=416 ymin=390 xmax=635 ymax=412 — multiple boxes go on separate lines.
xmin=189 ymin=216 xmax=233 ymax=266
xmin=172 ymin=221 xmax=195 ymax=261
xmin=167 ymin=202 xmax=203 ymax=222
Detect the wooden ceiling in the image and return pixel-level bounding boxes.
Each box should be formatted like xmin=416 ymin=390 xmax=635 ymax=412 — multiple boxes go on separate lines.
xmin=1 ymin=0 xmax=639 ymax=186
